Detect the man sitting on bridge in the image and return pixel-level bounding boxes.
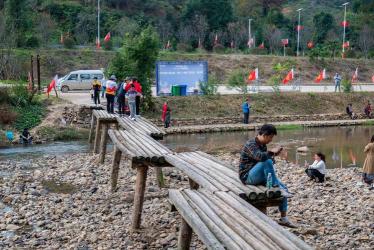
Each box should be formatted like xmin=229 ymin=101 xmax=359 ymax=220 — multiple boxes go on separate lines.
xmin=239 ymin=124 xmax=297 ymax=228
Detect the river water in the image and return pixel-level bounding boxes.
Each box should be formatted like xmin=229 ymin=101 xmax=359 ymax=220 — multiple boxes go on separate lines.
xmin=1 ymin=126 xmax=373 ymax=169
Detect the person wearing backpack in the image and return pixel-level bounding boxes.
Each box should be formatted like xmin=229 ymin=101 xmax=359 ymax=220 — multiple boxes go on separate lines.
xmin=116 ymin=78 xmax=127 ymax=115
xmin=105 ymin=75 xmax=117 ymax=114
xmin=242 ymin=98 xmax=251 ymax=124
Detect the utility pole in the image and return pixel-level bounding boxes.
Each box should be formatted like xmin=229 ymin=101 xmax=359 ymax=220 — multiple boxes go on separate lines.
xmin=342 ymin=2 xmax=349 ymax=55
xmin=296 ymin=8 xmax=303 ymax=57
xmin=97 ymin=0 xmax=100 ymax=47
xmin=37 ymin=55 xmax=41 ymax=93
xmin=30 ymin=55 xmax=34 ymax=90
xmin=248 ymin=19 xmax=252 ymax=48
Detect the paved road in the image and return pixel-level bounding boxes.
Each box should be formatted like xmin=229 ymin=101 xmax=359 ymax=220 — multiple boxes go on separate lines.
xmin=59 ymin=84 xmax=374 ymax=105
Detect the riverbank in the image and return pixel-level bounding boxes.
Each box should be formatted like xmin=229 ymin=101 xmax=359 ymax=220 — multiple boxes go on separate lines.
xmin=0 ymin=152 xmax=372 ymax=249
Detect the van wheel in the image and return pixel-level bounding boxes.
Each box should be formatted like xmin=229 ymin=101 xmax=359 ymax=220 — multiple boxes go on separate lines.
xmin=61 ymin=86 xmax=69 ymax=93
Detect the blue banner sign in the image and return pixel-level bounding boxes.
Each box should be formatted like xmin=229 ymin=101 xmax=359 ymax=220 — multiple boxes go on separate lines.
xmin=156 ymin=61 xmax=208 ymax=96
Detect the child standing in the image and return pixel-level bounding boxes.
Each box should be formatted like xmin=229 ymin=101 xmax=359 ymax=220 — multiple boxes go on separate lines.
xmin=126 ymin=84 xmax=138 ymax=120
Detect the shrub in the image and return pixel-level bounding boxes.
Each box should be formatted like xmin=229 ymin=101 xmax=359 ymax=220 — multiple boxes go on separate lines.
xmin=213 ymin=44 xmax=225 ymax=53
xmin=199 ymin=74 xmax=219 ymax=95
xmin=0 ymin=105 xmax=18 ymax=125
xmin=176 ymin=43 xmax=193 ymax=52
xmin=227 ymin=69 xmax=247 ymax=94
xmin=0 ymin=88 xmax=12 ymax=104
xmin=14 ymin=104 xmax=45 ymax=131
xmin=25 ymin=35 xmax=40 ymax=48
xmin=342 ymin=79 xmax=353 ymax=93
xmin=63 ymin=37 xmax=75 ymax=49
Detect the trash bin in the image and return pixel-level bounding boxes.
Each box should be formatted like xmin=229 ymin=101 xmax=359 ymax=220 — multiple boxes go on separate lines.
xmin=171 ymin=85 xmax=180 ymax=96
xmin=179 ymin=85 xmax=187 ymax=96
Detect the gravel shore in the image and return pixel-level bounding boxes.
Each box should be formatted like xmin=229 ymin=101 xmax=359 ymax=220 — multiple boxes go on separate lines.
xmin=0 ymin=152 xmax=373 ymax=249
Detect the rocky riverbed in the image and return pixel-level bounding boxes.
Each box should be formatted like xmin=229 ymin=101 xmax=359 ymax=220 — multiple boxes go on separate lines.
xmin=0 ymin=152 xmax=373 ymax=249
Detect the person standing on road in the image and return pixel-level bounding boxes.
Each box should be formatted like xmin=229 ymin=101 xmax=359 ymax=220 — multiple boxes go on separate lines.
xmin=105 ymin=75 xmax=117 ymax=114
xmin=116 ymin=78 xmax=126 ymax=115
xmin=92 ymin=77 xmax=102 ymax=105
xmin=242 ymin=98 xmax=251 ymax=124
xmin=334 ymin=73 xmax=342 ymax=92
xmin=132 ymin=77 xmax=142 ymax=116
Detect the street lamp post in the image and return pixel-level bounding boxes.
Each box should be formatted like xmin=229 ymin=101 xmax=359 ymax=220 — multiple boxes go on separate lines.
xmin=248 ymin=19 xmax=252 ymax=48
xmin=342 ymin=2 xmax=349 ymax=55
xmin=296 ymin=8 xmax=303 ymax=57
xmin=97 ymin=0 xmax=100 ymax=47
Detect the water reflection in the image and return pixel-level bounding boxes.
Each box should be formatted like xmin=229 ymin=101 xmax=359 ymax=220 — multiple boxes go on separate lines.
xmin=163 ymin=126 xmax=374 ymax=169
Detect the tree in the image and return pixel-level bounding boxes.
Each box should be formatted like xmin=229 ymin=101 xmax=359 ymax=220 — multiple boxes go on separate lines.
xmin=264 ymin=25 xmax=283 ymax=54
xmin=4 ymin=0 xmax=30 ymax=47
xmin=74 ymin=12 xmax=96 ymax=45
xmin=107 ymin=27 xmax=160 ymax=110
xmin=312 ymin=12 xmax=334 ymax=44
xmin=183 ymin=0 xmax=234 ymax=32
xmin=358 ymin=25 xmax=374 ymax=58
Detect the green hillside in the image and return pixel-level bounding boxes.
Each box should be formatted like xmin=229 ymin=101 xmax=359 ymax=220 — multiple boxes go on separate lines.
xmin=0 ymin=0 xmax=373 ymax=54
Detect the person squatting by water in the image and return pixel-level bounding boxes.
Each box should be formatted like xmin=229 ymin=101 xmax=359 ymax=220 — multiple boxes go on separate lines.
xmin=92 ymin=77 xmax=102 ymax=105
xmin=20 ymin=128 xmax=33 ymax=145
xmin=105 ymin=75 xmax=117 ymax=114
xmin=362 ymin=135 xmax=374 ymax=189
xmin=346 ymin=103 xmax=357 ymax=120
xmin=238 ymin=124 xmax=297 ymax=228
xmin=304 ymin=153 xmax=326 ymax=183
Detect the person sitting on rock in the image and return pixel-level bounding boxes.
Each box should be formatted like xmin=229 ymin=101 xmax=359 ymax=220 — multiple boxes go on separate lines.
xmin=346 ymin=104 xmax=357 ymax=120
xmin=364 ymin=101 xmax=372 ymax=119
xmin=20 ymin=128 xmax=33 ymax=145
xmin=304 ymin=153 xmax=326 ymax=183
xmin=362 ymin=135 xmax=374 ymax=189
xmin=238 ymin=124 xmax=296 ymax=228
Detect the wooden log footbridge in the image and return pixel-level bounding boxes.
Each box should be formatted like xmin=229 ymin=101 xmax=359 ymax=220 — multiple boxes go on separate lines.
xmin=87 ymin=110 xmax=312 ymax=249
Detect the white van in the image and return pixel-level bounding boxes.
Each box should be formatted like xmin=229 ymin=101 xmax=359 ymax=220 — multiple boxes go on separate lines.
xmin=57 ymin=70 xmax=105 ymax=92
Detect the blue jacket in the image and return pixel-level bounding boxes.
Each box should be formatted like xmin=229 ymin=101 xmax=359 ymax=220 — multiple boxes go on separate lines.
xmin=242 ymin=102 xmax=250 ymax=113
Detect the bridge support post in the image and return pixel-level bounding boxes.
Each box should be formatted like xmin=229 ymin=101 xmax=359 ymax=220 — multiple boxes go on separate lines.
xmin=178 ymin=218 xmax=193 ymax=250
xmin=99 ymin=123 xmax=109 ymax=163
xmin=110 ymin=147 xmax=122 ymax=192
xmin=132 ymin=164 xmax=148 ymax=230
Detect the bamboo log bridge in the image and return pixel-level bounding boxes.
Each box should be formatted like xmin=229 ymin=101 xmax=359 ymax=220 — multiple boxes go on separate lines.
xmin=170 ymin=189 xmax=313 ymax=250
xmin=88 ymin=110 xmax=118 ymax=157
xmin=108 ymin=129 xmax=173 ymax=230
xmin=165 ymin=151 xmax=282 ymax=211
xmin=116 ymin=116 xmax=166 ymax=139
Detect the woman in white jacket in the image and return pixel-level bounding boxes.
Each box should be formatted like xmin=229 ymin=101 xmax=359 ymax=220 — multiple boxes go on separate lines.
xmin=304 ymin=152 xmax=326 ymax=183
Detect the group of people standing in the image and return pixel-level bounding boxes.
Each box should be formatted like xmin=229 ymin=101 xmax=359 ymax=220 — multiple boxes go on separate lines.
xmin=91 ymin=75 xmax=143 ymax=120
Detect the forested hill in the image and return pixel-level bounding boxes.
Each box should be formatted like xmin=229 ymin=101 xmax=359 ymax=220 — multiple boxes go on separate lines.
xmin=0 ymin=0 xmax=373 ymax=58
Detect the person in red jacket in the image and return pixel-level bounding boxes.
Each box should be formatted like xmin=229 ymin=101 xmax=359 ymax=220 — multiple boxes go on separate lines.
xmin=162 ymin=101 xmax=168 ymax=122
xmin=132 ymin=77 xmax=142 ymax=116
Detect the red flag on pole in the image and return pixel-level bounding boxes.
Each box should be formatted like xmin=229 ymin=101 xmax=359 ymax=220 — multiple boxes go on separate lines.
xmin=282 ymin=69 xmax=294 ymax=84
xmin=281 ymin=39 xmax=289 ymax=46
xmin=104 ymin=32 xmax=111 ymax=42
xmin=47 ymin=75 xmax=58 ymax=95
xmin=343 ymin=41 xmax=350 ymax=48
xmin=166 ymin=40 xmax=171 ymax=49
xmin=96 ymin=37 xmax=101 ymax=49
xmin=315 ymin=69 xmax=326 ymax=83
xmin=296 ymin=25 xmax=304 ymax=31
xmin=247 ymin=38 xmax=254 ymax=48
xmin=340 ymin=21 xmax=349 ymax=27
xmin=372 ymin=75 xmax=374 ymax=83
xmin=307 ymin=41 xmax=314 ymax=49
xmin=247 ymin=68 xmax=259 ymax=83
xmin=214 ymin=34 xmax=218 ymax=46
xmin=258 ymin=42 xmax=265 ymax=49
xmin=352 ymin=68 xmax=358 ymax=82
